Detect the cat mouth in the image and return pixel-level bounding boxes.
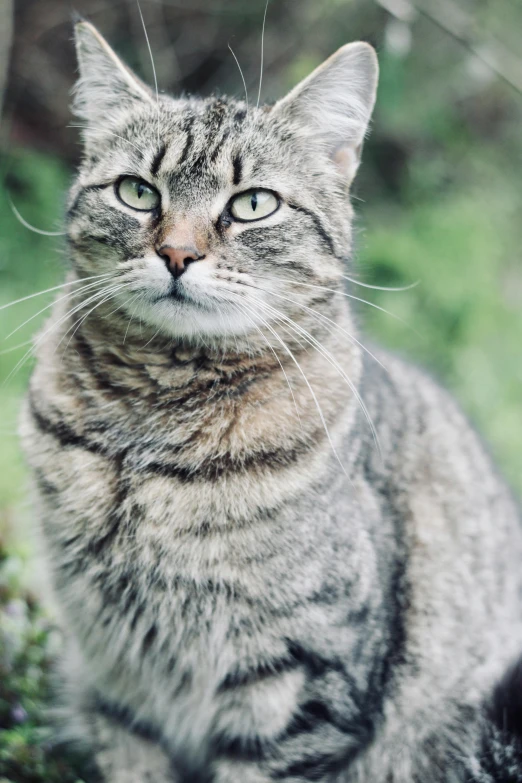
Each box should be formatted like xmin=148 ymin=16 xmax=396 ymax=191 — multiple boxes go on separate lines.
xmin=150 ymin=282 xmax=207 ymax=310
xmin=152 ymin=282 xmax=188 ymax=304
xmin=167 ymin=282 xmax=187 ymax=302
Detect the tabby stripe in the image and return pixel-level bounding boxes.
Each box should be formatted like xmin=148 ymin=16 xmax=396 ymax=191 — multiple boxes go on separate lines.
xmin=288 ymin=202 xmax=336 ymax=255
xmin=213 ymin=732 xmax=269 ymax=762
xmin=88 ymin=510 xmax=123 ymax=557
xmin=140 ymin=438 xmax=315 ymax=482
xmin=28 ymin=391 xmax=102 ymax=454
xmin=279 ymin=699 xmax=365 ymax=742
xmin=178 ymin=116 xmax=195 ymax=167
xmin=150 ymin=142 xmax=167 ymax=176
xmin=218 ymin=653 xmax=301 ymax=692
xmin=272 ymin=747 xmax=357 ymax=781
xmin=34 ymin=467 xmax=59 ymax=496
xmin=232 ymin=153 xmax=243 ymax=185
xmin=210 ymin=128 xmax=230 ymax=162
xmin=93 ymin=693 xmax=161 ymax=744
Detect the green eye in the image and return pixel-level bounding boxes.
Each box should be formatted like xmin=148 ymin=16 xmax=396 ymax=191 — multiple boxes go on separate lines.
xmin=116 ymin=176 xmax=160 ymax=211
xmin=230 ymin=190 xmax=279 ymax=222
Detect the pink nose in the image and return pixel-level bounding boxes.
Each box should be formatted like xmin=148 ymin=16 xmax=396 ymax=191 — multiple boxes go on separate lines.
xmin=157 ymin=245 xmax=205 ymax=278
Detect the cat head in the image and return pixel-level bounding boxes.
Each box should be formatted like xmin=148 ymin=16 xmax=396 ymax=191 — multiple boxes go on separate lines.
xmin=67 ymin=21 xmax=378 ymax=344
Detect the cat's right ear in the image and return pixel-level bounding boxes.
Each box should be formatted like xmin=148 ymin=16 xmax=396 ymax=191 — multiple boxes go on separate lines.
xmin=72 ymin=21 xmax=154 ymax=125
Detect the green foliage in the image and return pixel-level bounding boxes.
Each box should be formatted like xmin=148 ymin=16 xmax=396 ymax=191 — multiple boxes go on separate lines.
xmin=0 ymin=150 xmax=66 ymax=510
xmin=0 ymin=542 xmax=96 ymax=782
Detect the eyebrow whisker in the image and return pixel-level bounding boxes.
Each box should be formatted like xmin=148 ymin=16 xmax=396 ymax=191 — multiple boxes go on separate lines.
xmin=228 ymin=42 xmax=249 ymax=114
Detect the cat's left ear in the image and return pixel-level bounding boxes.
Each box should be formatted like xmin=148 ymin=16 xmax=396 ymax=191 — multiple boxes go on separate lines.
xmin=273 ymin=42 xmax=378 ymax=184
xmin=72 ymin=20 xmax=154 ymax=124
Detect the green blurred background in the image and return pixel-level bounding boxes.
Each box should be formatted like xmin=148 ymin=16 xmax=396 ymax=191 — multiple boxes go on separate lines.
xmin=0 ymin=0 xmax=521 ymax=779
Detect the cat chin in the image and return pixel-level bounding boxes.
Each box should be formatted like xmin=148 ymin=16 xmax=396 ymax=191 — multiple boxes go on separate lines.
xmin=131 ymin=295 xmax=264 ymax=341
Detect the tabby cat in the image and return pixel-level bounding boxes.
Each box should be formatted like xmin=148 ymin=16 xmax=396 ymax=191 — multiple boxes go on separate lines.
xmin=20 ymin=20 xmax=522 ymax=783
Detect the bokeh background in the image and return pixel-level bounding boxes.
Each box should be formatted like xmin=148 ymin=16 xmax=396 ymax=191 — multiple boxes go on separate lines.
xmin=0 ymin=0 xmax=521 ymax=779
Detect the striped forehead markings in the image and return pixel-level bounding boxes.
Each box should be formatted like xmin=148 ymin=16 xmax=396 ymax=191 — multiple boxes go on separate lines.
xmin=178 ymin=115 xmax=196 ymax=168
xmin=150 ymin=142 xmax=167 ymax=177
xmin=232 ymin=154 xmax=243 ymax=186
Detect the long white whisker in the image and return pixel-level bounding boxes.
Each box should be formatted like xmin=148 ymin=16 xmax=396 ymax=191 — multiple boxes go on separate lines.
xmin=5 ymin=277 xmax=116 ymax=340
xmin=0 ymin=274 xmax=112 ymax=313
xmin=256 ymin=0 xmax=270 ymax=109
xmin=249 ymin=274 xmax=416 ymax=333
xmin=68 ymin=125 xmax=146 ymax=156
xmin=226 ymin=296 xmax=302 ymax=426
xmin=3 ymin=283 xmax=127 ymax=384
xmin=231 ymin=294 xmax=348 ymax=476
xmin=58 ymin=284 xmax=131 ymax=357
xmin=222 ymin=301 xmax=241 ymax=356
xmin=141 ymin=320 xmax=165 ymax=350
xmin=0 ymin=339 xmax=34 ymax=355
xmin=244 ymin=282 xmax=388 ymax=373
xmin=245 ymin=294 xmax=381 ymax=459
xmin=136 ymin=0 xmax=160 ymax=146
xmin=123 ymin=293 xmax=143 ymax=345
xmin=8 ymin=196 xmax=66 ymax=236
xmin=228 ymin=43 xmax=249 ymax=112
xmin=341 ymin=274 xmax=419 ymax=292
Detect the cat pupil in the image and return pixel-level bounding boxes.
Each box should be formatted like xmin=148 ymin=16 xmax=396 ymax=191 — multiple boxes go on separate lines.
xmin=137 ymin=183 xmax=144 ymax=199
xmin=251 ymin=193 xmax=258 ymax=212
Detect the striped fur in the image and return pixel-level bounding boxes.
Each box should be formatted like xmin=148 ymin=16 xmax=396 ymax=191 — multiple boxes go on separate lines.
xmin=20 ymin=21 xmax=522 ymax=783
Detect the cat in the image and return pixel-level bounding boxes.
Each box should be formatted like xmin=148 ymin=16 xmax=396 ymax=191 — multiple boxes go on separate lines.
xmin=19 ymin=19 xmax=522 ymax=783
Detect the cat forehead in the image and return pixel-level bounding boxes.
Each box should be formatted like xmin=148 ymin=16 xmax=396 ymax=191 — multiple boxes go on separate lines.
xmin=156 ymin=97 xmax=265 ymax=169
xmin=88 ymin=96 xmax=288 ymax=189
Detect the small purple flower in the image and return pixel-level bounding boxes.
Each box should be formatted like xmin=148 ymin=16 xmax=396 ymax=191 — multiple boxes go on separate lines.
xmin=11 ymin=703 xmax=28 ymax=724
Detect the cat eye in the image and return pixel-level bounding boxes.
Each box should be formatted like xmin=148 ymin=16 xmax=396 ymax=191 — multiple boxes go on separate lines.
xmin=116 ymin=176 xmax=160 ymax=212
xmin=230 ymin=190 xmax=279 ymax=222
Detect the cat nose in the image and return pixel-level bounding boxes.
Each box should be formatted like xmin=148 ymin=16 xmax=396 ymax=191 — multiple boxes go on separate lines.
xmin=157 ymin=244 xmax=205 ymax=279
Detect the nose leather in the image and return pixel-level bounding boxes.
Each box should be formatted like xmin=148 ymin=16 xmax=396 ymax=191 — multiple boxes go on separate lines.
xmin=157 ymin=244 xmax=205 ymax=278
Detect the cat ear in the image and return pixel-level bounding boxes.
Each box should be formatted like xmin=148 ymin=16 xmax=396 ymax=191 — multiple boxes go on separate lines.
xmin=72 ymin=20 xmax=154 ymax=124
xmin=273 ymin=42 xmax=378 ymax=183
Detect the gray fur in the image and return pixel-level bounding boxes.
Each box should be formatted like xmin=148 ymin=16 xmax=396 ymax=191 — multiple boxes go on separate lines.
xmin=20 ymin=21 xmax=522 ymax=782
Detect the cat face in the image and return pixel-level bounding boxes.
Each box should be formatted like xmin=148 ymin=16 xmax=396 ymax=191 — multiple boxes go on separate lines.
xmin=67 ymin=22 xmax=378 ymax=342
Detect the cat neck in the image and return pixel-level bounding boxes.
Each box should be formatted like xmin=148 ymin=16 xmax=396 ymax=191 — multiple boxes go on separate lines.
xmin=40 ymin=285 xmax=362 ymax=441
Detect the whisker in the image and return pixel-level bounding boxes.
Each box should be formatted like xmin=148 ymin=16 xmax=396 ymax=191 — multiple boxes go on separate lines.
xmin=341 ymin=274 xmax=420 ymax=292
xmin=221 ymin=303 xmax=241 ymax=356
xmin=244 ymin=282 xmax=388 ymax=372
xmin=230 ymin=294 xmax=348 ymax=476
xmin=141 ymin=320 xmax=165 ymax=350
xmin=68 ymin=125 xmax=146 ymax=156
xmin=0 ymin=338 xmax=34 ymax=355
xmin=123 ymin=293 xmax=143 ymax=345
xmin=256 ymin=0 xmax=270 ymax=109
xmin=243 ymin=294 xmax=381 ymax=459
xmin=136 ymin=0 xmax=161 ymax=146
xmin=228 ymin=43 xmax=249 ymax=112
xmin=8 ymin=195 xmax=66 ymax=236
xmin=226 ymin=296 xmax=302 ymax=426
xmin=249 ymin=274 xmax=416 ymax=333
xmin=0 ymin=273 xmax=112 ymax=313
xmin=5 ymin=277 xmax=116 ymax=340
xmin=3 ymin=283 xmax=126 ymax=384
xmin=58 ymin=284 xmax=131 ymax=357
